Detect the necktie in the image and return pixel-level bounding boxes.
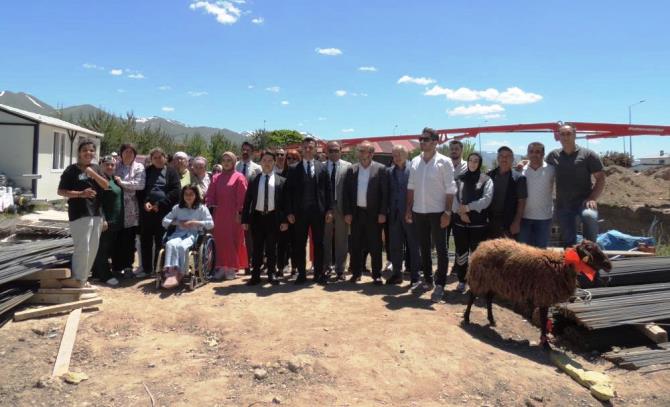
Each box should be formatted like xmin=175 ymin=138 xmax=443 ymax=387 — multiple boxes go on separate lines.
xmin=242 ymin=162 xmax=247 ymax=177
xmin=330 ymin=162 xmax=336 ymax=200
xmin=263 ymin=174 xmax=269 ymax=213
xmin=306 ymin=161 xmax=312 ymax=178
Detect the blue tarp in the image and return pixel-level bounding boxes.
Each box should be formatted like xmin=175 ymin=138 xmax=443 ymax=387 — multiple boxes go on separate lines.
xmin=596 ymin=230 xmax=656 ymax=251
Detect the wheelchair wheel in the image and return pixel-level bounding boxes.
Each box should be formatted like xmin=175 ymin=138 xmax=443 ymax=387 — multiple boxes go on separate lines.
xmin=198 ymin=235 xmax=216 ymax=281
xmin=155 ymin=249 xmax=166 ymax=289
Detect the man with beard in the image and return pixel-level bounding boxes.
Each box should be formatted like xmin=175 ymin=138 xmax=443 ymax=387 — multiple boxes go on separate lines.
xmin=236 ymin=141 xmax=262 ymax=274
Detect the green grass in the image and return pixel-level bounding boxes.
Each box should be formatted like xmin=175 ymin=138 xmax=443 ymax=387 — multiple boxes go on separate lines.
xmin=656 ymin=244 xmax=670 ymax=257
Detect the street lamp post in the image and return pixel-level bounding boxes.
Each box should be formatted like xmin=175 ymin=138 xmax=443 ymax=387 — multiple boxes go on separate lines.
xmin=628 ymin=100 xmax=645 ymax=159
xmin=393 ymin=124 xmax=398 ymax=136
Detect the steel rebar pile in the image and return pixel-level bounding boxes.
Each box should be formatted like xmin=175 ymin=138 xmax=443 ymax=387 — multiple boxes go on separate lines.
xmin=0 ymin=238 xmax=72 ymax=285
xmin=557 ymin=287 xmax=670 ymax=330
xmin=15 ymin=220 xmax=70 ymax=239
xmin=603 ymin=343 xmax=670 ymax=369
xmin=0 ymin=288 xmax=33 ymax=317
xmin=605 ymin=257 xmax=670 ymax=286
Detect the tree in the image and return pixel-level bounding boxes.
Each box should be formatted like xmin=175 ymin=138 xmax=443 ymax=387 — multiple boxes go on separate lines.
xmin=209 ymin=132 xmax=239 ymax=164
xmin=267 ymin=129 xmax=304 ymax=148
xmin=601 ymin=151 xmax=633 ymax=167
xmin=183 ymin=132 xmax=210 ymax=162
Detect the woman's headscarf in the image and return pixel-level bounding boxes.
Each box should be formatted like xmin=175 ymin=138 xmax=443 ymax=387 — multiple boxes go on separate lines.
xmin=221 ymin=151 xmax=237 ymax=171
xmin=459 ymin=152 xmax=483 ymax=205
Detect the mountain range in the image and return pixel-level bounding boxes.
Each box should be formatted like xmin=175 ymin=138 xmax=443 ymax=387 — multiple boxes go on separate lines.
xmin=0 ymin=90 xmax=244 ymax=143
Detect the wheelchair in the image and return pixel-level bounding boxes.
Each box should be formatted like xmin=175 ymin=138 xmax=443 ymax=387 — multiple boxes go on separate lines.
xmin=154 ymin=226 xmax=216 ymax=291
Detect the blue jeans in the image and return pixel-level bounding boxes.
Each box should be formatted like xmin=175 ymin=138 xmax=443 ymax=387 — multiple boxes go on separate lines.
xmin=557 ymin=206 xmax=598 ymax=247
xmin=518 ymin=218 xmax=552 ymax=248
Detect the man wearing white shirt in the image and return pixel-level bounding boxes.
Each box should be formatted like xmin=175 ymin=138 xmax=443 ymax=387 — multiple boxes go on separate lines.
xmin=519 ymin=142 xmax=555 ymax=248
xmin=236 ymin=141 xmax=262 ymax=275
xmin=323 ymin=141 xmax=351 ymax=280
xmin=241 ymin=151 xmax=288 ymax=286
xmin=405 ymin=128 xmax=457 ymax=291
xmin=343 ymin=142 xmax=388 ymax=284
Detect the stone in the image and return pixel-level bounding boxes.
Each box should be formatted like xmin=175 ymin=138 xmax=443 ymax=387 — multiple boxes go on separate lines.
xmin=62 ymin=371 xmax=89 ymax=384
xmin=530 ymin=394 xmax=544 ymax=402
xmin=272 ymin=396 xmax=282 ymax=404
xmin=147 ymin=363 xmax=156 ymax=368
xmin=254 ymin=369 xmax=268 ymax=380
xmin=31 ymin=328 xmax=46 ymax=336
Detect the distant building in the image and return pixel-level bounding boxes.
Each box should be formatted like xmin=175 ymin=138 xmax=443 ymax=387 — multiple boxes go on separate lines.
xmin=633 ymin=150 xmax=667 ymax=170
xmin=0 ymin=104 xmax=103 ymax=200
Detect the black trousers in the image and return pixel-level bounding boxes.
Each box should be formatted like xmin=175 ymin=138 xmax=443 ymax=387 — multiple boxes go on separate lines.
xmin=91 ymin=228 xmax=121 ymax=280
xmin=413 ymin=212 xmax=448 ymax=283
xmin=277 ymin=228 xmax=291 ymax=270
xmin=251 ymin=211 xmax=279 ymax=279
xmin=350 ymin=207 xmax=383 ymax=278
xmin=114 ymin=226 xmax=137 ymax=270
xmin=140 ymin=212 xmax=165 ymax=275
xmin=451 ymin=223 xmax=488 ymax=283
xmin=292 ymin=206 xmax=325 ymax=278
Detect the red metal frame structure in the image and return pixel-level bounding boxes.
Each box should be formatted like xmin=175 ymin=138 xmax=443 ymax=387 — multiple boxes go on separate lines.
xmin=333 ymin=122 xmax=670 ymax=147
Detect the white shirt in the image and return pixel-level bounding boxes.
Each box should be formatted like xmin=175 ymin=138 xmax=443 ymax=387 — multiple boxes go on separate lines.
xmin=255 ymin=172 xmax=276 ymax=212
xmin=407 ymin=151 xmax=457 ymax=214
xmin=521 ymin=162 xmax=555 ymax=220
xmin=452 ymin=159 xmax=468 ymax=178
xmin=356 ymin=164 xmax=371 ymax=208
xmin=302 ymin=159 xmax=315 ymax=177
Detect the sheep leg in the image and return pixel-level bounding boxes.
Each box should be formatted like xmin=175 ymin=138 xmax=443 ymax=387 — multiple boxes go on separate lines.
xmin=539 ymin=306 xmax=550 ymax=351
xmin=486 ymin=292 xmax=496 ymax=327
xmin=463 ymin=291 xmax=475 ymax=324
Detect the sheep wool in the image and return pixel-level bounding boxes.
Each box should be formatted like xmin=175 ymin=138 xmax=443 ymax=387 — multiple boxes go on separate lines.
xmin=467 ymin=238 xmax=578 ymax=308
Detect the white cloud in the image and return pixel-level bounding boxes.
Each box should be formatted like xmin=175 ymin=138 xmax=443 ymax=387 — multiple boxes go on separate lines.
xmin=358 ymin=66 xmax=377 ymax=72
xmin=189 ymin=1 xmax=242 ymax=25
xmin=251 ymin=17 xmax=264 ymax=24
xmin=483 ymin=113 xmax=504 ymax=120
xmin=109 ymin=69 xmax=123 ymax=76
xmin=281 ymin=100 xmax=289 ymax=106
xmin=158 ymin=85 xmax=172 ymax=91
xmin=247 ymin=85 xmax=254 ymax=89
xmin=188 ymin=91 xmax=208 ymax=97
xmin=161 ymin=106 xmax=175 ymax=112
xmin=82 ymin=63 xmax=104 ymax=70
xmin=265 ymin=86 xmax=280 ymax=93
xmin=424 ymin=85 xmax=542 ymax=105
xmin=447 ymin=104 xmax=505 ymax=117
xmin=127 ymin=73 xmax=145 ymax=79
xmin=117 ymin=89 xmax=127 ymax=93
xmin=341 ymin=128 xmax=355 ymax=133
xmin=334 ymin=90 xmax=347 ymax=97
xmin=398 ymin=75 xmax=436 ymax=86
xmin=315 ymin=47 xmax=342 ymax=56
xmin=317 ymin=117 xmax=327 ymax=121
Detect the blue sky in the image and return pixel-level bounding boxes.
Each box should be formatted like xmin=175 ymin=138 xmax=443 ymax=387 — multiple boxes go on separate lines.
xmin=1 ymin=0 xmax=669 ymax=157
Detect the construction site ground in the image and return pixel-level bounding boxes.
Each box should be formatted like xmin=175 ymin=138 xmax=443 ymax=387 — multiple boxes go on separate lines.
xmin=1 ymin=273 xmax=669 ymax=407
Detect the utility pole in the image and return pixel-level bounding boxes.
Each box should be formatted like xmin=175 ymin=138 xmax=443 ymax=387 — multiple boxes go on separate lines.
xmin=628 ymin=100 xmax=645 ymax=159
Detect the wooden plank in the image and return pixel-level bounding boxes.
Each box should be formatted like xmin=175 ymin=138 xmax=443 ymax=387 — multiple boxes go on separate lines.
xmin=28 ymin=293 xmax=81 ymax=305
xmin=603 ymin=250 xmax=655 ymax=257
xmin=637 ymin=323 xmax=669 ymax=344
xmin=18 ymin=268 xmax=71 ymax=281
xmin=52 ymin=308 xmax=82 ymax=377
xmin=14 ymin=297 xmax=102 ymax=321
xmin=37 ymin=288 xmax=97 ymax=294
xmin=39 ymin=279 xmax=63 ymax=289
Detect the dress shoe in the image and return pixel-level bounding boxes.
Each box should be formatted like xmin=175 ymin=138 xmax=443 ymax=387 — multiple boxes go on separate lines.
xmin=314 ymin=274 xmax=328 ymax=285
xmin=336 ymin=273 xmax=346 ymax=282
xmin=372 ymin=277 xmax=384 ymax=285
xmin=246 ymin=277 xmax=261 ymax=286
xmin=294 ymin=274 xmax=307 ymax=285
xmin=268 ymin=279 xmax=280 ymax=286
xmin=385 ymin=274 xmax=403 ymax=285
xmin=244 ymin=267 xmax=251 ymax=276
xmin=348 ymin=275 xmax=361 ymax=283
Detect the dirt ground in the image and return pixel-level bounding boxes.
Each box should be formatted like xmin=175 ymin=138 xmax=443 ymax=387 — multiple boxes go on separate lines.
xmin=1 ymin=271 xmax=669 ymax=407
xmin=600 ymin=166 xmax=670 ymax=208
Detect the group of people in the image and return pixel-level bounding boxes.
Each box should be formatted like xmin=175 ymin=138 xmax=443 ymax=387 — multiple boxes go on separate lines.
xmin=57 ymin=123 xmax=606 ymax=298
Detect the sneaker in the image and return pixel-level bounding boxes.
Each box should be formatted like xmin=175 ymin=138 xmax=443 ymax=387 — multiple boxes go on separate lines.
xmin=410 ymin=280 xmax=423 ymax=292
xmin=431 ymin=285 xmax=445 ymax=303
xmin=105 ymin=277 xmax=119 ymax=286
xmin=224 ymin=270 xmax=237 ymax=280
xmin=423 ymin=280 xmax=434 ymax=291
xmin=384 ymin=262 xmax=393 ymax=272
xmin=212 ymin=268 xmax=226 ymax=281
xmin=456 ymin=282 xmax=467 ymax=293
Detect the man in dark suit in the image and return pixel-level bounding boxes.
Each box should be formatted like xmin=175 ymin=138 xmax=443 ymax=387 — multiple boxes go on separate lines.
xmin=343 ymin=141 xmax=389 ymax=284
xmin=241 ymin=151 xmax=289 ymax=286
xmin=286 ymin=137 xmax=333 ymax=285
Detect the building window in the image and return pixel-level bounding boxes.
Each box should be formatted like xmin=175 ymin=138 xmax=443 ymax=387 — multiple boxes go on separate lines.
xmin=52 ymin=132 xmax=66 ymax=170
xmin=660 ymin=160 xmax=665 ymax=165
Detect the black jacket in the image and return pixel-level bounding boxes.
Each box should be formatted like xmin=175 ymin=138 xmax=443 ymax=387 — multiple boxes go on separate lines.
xmin=286 ymin=160 xmax=332 ymax=215
xmin=241 ymin=172 xmax=288 ymax=224
xmin=342 ymin=162 xmax=389 ymax=217
xmin=487 ymin=167 xmax=527 ymax=229
xmin=138 ymin=165 xmax=181 ymax=216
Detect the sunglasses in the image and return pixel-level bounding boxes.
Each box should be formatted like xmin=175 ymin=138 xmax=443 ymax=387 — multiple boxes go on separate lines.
xmin=276 ymin=153 xmax=285 ymax=157
xmin=419 ymin=137 xmax=433 ymax=143
xmin=287 ymin=156 xmax=298 ymax=161
xmin=328 ymin=149 xmax=340 ymax=153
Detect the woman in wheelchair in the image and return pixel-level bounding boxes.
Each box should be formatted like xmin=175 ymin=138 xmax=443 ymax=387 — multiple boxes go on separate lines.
xmin=160 ymin=185 xmax=214 ymax=288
